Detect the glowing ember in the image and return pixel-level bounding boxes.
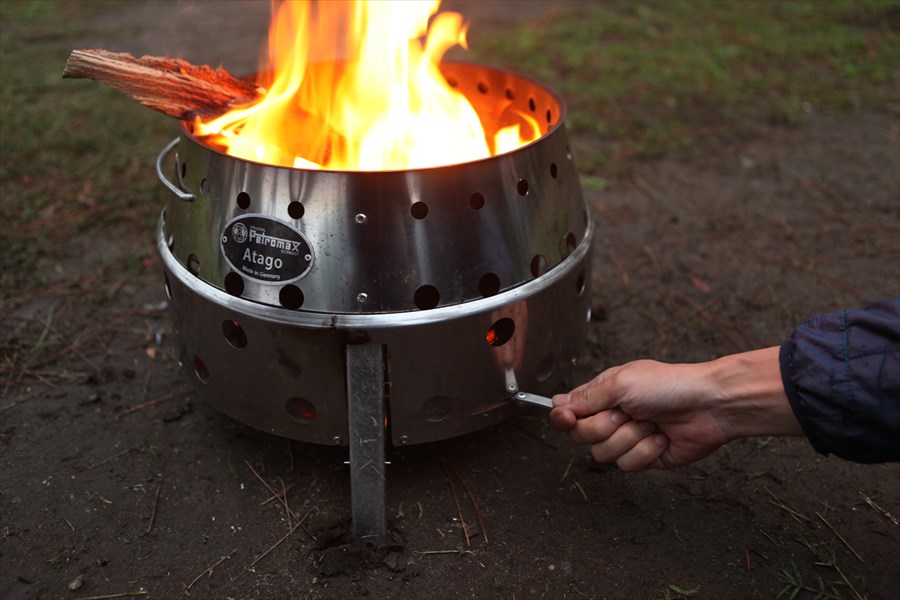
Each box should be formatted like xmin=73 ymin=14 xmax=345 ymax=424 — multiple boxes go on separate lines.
xmin=194 ymin=0 xmax=540 ymax=171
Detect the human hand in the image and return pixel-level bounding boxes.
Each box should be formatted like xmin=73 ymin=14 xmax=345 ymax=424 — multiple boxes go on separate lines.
xmin=549 ymin=360 xmax=727 ymax=471
xmin=549 ymin=347 xmax=796 ymax=471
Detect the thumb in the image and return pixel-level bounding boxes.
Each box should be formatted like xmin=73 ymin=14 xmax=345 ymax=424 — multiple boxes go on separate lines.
xmin=553 ymin=365 xmax=625 ymax=417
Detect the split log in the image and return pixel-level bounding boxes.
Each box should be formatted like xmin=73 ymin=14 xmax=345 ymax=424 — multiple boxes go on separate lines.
xmin=62 ymin=49 xmax=263 ymax=120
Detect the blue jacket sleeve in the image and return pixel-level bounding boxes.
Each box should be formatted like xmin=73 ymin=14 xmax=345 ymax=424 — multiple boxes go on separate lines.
xmin=779 ymin=297 xmax=900 ymax=463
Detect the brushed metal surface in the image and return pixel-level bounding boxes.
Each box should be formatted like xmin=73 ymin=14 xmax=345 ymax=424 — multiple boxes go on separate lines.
xmin=346 ymin=343 xmax=387 ymax=545
xmin=161 ymin=61 xmax=587 ymax=314
xmin=156 ymin=60 xmax=593 ymax=445
xmin=158 ymin=212 xmax=592 ymax=446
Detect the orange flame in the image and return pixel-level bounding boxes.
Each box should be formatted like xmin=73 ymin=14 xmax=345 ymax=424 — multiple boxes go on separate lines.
xmin=194 ymin=0 xmax=540 ymax=171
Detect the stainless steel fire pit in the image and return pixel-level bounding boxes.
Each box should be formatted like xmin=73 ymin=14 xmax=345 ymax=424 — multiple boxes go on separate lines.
xmin=156 ymin=61 xmax=593 ymax=544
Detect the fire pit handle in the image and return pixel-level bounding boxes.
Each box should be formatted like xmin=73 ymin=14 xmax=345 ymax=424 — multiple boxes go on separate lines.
xmin=156 ymin=138 xmax=195 ymax=202
xmin=513 ymin=391 xmax=554 ymax=410
xmin=505 ymin=368 xmax=554 ymax=409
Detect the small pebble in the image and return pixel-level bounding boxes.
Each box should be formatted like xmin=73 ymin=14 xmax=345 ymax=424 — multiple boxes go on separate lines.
xmin=68 ymin=574 xmax=84 ymax=591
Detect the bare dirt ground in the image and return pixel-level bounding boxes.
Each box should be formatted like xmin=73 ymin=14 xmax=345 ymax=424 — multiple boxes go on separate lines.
xmin=2 ymin=2 xmax=899 ymax=599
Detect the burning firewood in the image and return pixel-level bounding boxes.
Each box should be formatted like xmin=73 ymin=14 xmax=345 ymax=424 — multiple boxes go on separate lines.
xmin=62 ymin=49 xmax=344 ymax=164
xmin=62 ymin=49 xmax=263 ymax=120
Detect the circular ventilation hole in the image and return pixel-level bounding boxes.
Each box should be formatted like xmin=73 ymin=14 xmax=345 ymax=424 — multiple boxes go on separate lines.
xmin=286 ymin=397 xmax=316 ymax=423
xmin=279 ymin=285 xmax=304 ymax=310
xmin=180 ymin=161 xmax=187 ymax=179
xmin=550 ymin=162 xmax=558 ymax=179
xmin=163 ymin=272 xmax=172 ymax=300
xmin=546 ymin=108 xmax=552 ymax=124
xmin=410 ymin=201 xmax=428 ymax=220
xmin=422 ymin=396 xmax=453 ymax=423
xmin=536 ymin=353 xmax=555 ymax=382
xmin=414 ymin=285 xmax=440 ymax=310
xmin=517 ymin=179 xmax=530 ymax=197
xmin=200 ymin=178 xmax=210 ymax=195
xmin=166 ymin=234 xmax=174 ymax=250
xmin=187 ymin=253 xmax=200 ymax=276
xmin=469 ymin=192 xmax=485 ymax=211
xmin=236 ymin=191 xmax=251 ymax=210
xmin=193 ymin=355 xmax=209 ymax=383
xmin=528 ymin=97 xmax=536 ymax=112
xmin=486 ymin=317 xmax=515 ymax=347
xmin=446 ymin=76 xmax=458 ymax=88
xmin=222 ymin=319 xmax=247 ymax=349
xmin=288 ymin=201 xmax=304 ymax=219
xmin=477 ymin=81 xmax=489 ymax=94
xmin=161 ymin=207 xmax=167 ymax=226
xmin=576 ymin=269 xmax=587 ymax=296
xmin=478 ymin=273 xmax=501 ymax=297
xmin=530 ymin=254 xmax=548 ymax=278
xmin=565 ymin=232 xmax=577 ymax=255
xmin=224 ymin=272 xmax=244 ymax=297
xmin=505 ymin=88 xmax=515 ymax=100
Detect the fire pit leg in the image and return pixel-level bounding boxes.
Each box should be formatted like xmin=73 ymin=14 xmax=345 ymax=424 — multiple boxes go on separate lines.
xmin=345 ymin=343 xmax=387 ymax=547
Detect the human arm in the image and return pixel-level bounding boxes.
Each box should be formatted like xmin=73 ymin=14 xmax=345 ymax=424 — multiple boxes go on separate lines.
xmin=550 ymin=297 xmax=900 ymax=470
xmin=781 ymin=296 xmax=900 ymax=462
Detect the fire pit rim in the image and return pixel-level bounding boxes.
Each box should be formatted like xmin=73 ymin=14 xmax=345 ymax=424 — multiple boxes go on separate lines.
xmin=158 ymin=207 xmax=594 ymax=329
xmin=180 ymin=59 xmax=569 ymax=175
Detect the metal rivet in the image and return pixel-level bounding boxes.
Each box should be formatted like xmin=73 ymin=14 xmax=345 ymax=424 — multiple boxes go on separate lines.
xmin=515 ymin=392 xmax=527 ymax=400
xmin=331 ymin=436 xmax=343 ymax=445
xmin=356 ymin=293 xmax=368 ymax=304
xmin=355 ymin=213 xmax=367 ymax=224
xmin=399 ymin=435 xmax=410 ymax=445
xmin=570 ymin=357 xmax=577 ymax=366
xmin=506 ymin=383 xmax=518 ymax=393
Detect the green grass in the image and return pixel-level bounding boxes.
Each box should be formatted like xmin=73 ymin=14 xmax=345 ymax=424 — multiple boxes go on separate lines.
xmin=467 ymin=0 xmax=900 ymax=176
xmin=0 ymin=0 xmax=170 ymax=290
